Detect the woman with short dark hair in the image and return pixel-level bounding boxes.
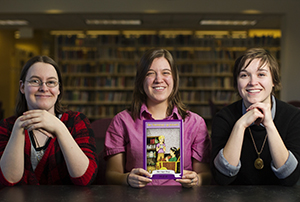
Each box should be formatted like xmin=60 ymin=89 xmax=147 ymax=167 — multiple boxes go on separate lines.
xmin=211 ymin=48 xmax=300 ymax=186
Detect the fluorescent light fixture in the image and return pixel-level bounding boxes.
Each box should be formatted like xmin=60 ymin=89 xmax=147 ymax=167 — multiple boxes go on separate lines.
xmin=50 ymin=30 xmax=84 ymax=35
xmin=45 ymin=9 xmax=63 ymax=14
xmin=144 ymin=10 xmax=159 ymax=14
xmin=86 ymin=19 xmax=141 ymax=25
xmin=242 ymin=10 xmax=262 ymax=14
xmin=200 ymin=20 xmax=257 ymax=26
xmin=0 ymin=20 xmax=28 ymax=26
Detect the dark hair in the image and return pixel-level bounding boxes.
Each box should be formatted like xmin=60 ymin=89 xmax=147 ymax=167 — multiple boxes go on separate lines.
xmin=129 ymin=48 xmax=188 ymax=120
xmin=170 ymin=147 xmax=180 ymax=159
xmin=233 ymin=48 xmax=281 ymax=95
xmin=15 ymin=55 xmax=65 ymax=116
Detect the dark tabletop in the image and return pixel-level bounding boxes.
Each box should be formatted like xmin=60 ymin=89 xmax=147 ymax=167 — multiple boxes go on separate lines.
xmin=0 ymin=185 xmax=299 ymax=202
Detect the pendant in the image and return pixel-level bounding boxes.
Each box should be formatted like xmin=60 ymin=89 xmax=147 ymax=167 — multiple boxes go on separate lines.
xmin=254 ymin=157 xmax=264 ymax=169
xmin=36 ymin=150 xmax=44 ymax=162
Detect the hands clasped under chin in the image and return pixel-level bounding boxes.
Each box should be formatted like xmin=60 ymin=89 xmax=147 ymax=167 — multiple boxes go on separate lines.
xmin=241 ymin=102 xmax=272 ymax=128
xmin=18 ymin=109 xmax=60 ymax=138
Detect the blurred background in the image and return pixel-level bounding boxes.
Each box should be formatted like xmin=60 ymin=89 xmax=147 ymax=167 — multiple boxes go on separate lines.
xmin=0 ymin=0 xmax=298 ymax=130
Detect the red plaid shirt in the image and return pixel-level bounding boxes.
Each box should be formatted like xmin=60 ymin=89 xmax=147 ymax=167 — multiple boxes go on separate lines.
xmin=0 ymin=111 xmax=98 ymax=186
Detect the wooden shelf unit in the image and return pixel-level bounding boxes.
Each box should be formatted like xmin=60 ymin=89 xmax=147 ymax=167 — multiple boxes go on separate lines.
xmin=54 ymin=30 xmax=280 ymax=126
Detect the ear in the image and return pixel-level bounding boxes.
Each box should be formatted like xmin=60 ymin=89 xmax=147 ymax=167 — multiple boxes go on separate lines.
xmin=20 ymin=80 xmax=25 ymax=94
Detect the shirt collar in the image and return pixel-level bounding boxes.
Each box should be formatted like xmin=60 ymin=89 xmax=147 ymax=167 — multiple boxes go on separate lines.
xmin=242 ymin=95 xmax=276 ymax=124
xmin=140 ymin=103 xmax=180 ymax=120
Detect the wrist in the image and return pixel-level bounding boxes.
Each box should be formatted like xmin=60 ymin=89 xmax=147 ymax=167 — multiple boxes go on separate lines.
xmin=195 ymin=174 xmax=200 ymax=186
xmin=234 ymin=120 xmax=248 ymax=133
xmin=126 ymin=173 xmax=132 ymax=187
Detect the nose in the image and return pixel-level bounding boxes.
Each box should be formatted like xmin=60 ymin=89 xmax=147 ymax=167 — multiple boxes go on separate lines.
xmin=249 ymin=75 xmax=258 ymax=85
xmin=154 ymin=72 xmax=163 ymax=82
xmin=38 ymin=82 xmax=49 ymax=91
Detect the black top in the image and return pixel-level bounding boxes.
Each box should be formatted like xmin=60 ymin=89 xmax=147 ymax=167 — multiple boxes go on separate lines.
xmin=211 ymin=98 xmax=300 ymax=186
xmin=29 ymin=131 xmax=51 ymax=151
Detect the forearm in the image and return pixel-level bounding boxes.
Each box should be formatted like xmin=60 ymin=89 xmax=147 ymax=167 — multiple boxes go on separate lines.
xmin=223 ymin=122 xmax=245 ymax=167
xmin=0 ymin=130 xmax=25 ymax=183
xmin=56 ymin=124 xmax=89 ymax=178
xmin=265 ymin=123 xmax=289 ymax=168
xmin=106 ymin=169 xmax=128 ymax=185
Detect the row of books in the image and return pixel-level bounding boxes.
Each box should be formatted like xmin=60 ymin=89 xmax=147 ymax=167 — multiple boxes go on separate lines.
xmin=60 ymin=62 xmax=231 ymax=75
xmin=174 ymin=49 xmax=244 ymax=60
xmin=61 ymin=63 xmax=137 ymax=74
xmin=181 ymin=91 xmax=235 ymax=103
xmin=63 ymin=77 xmax=134 ymax=88
xmin=63 ymin=77 xmax=231 ymax=89
xmin=66 ymin=105 xmax=129 ymax=118
xmin=63 ymin=91 xmax=133 ymax=102
xmin=61 ymin=63 xmax=97 ymax=73
xmin=180 ymin=77 xmax=232 ymax=89
xmin=66 ymin=103 xmax=213 ymax=119
xmin=57 ymin=49 xmax=141 ymax=60
xmin=57 ymin=34 xmax=280 ymax=47
xmin=63 ymin=89 xmax=234 ymax=103
xmin=178 ymin=63 xmax=232 ymax=74
xmin=57 ymin=48 xmax=280 ymax=61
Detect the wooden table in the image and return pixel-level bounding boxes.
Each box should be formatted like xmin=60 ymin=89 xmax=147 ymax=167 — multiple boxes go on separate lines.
xmin=0 ymin=185 xmax=300 ymax=202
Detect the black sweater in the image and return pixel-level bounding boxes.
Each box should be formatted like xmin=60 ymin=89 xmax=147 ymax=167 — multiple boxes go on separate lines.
xmin=211 ymin=99 xmax=300 ymax=186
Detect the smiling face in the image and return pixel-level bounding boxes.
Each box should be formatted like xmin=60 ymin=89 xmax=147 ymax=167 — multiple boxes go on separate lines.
xmin=20 ymin=62 xmax=60 ymax=115
xmin=143 ymin=57 xmax=174 ymax=108
xmin=237 ymin=58 xmax=274 ymax=108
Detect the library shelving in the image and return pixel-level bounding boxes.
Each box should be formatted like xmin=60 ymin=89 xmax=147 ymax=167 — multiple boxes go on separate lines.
xmin=53 ymin=30 xmax=280 ymax=128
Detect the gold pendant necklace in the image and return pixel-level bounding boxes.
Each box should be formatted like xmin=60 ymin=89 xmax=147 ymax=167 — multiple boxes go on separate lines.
xmin=248 ymin=127 xmax=268 ymax=170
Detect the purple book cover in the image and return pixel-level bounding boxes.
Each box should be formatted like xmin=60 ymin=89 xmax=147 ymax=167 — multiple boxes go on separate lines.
xmin=143 ymin=120 xmax=183 ymax=179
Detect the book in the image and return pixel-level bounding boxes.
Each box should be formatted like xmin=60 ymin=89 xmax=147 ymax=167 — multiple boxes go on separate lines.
xmin=143 ymin=120 xmax=183 ymax=179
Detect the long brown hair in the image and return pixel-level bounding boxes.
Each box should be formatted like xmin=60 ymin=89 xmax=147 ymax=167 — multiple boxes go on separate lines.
xmin=15 ymin=55 xmax=65 ymax=116
xmin=129 ymin=49 xmax=188 ymax=120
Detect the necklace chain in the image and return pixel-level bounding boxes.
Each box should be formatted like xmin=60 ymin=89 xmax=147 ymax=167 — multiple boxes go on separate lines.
xmin=248 ymin=127 xmax=268 ymax=155
xmin=32 ymin=131 xmax=41 ymax=148
xmin=31 ymin=131 xmax=44 ymax=162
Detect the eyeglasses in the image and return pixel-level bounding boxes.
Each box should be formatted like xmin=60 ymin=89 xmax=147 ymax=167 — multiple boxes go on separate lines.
xmin=26 ymin=79 xmax=59 ymax=88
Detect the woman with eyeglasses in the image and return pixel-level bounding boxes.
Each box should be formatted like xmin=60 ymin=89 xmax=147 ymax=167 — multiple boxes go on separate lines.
xmin=0 ymin=56 xmax=98 ymax=186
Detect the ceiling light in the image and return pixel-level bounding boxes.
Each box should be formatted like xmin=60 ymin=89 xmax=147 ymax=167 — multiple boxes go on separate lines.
xmin=242 ymin=10 xmax=262 ymax=14
xmin=0 ymin=20 xmax=28 ymax=26
xmin=144 ymin=10 xmax=159 ymax=14
xmin=200 ymin=20 xmax=257 ymax=26
xmin=45 ymin=9 xmax=64 ymax=14
xmin=50 ymin=30 xmax=84 ymax=35
xmin=86 ymin=19 xmax=141 ymax=25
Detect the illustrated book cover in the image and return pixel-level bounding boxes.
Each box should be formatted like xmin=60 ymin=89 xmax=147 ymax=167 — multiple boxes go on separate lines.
xmin=143 ymin=120 xmax=183 ymax=179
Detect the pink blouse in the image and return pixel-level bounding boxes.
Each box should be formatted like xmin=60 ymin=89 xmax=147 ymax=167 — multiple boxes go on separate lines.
xmin=104 ymin=104 xmax=211 ymax=186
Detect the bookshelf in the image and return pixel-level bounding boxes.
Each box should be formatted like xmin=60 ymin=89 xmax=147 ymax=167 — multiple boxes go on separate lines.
xmin=53 ymin=30 xmax=280 ymax=127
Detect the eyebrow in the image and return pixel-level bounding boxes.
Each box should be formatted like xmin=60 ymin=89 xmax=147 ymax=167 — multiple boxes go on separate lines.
xmin=29 ymin=76 xmax=58 ymax=80
xmin=148 ymin=68 xmax=171 ymax=72
xmin=257 ymin=68 xmax=269 ymax=72
xmin=240 ymin=68 xmax=269 ymax=73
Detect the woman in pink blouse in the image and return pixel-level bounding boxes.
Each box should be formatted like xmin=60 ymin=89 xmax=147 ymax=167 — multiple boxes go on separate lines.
xmin=104 ymin=49 xmax=211 ymax=188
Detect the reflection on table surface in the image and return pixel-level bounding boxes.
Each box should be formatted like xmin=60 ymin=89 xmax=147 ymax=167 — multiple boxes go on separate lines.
xmin=0 ymin=185 xmax=300 ymax=202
